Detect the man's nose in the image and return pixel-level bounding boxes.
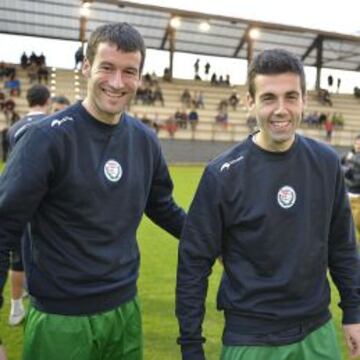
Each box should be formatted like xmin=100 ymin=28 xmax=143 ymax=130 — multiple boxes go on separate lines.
xmin=274 ymin=99 xmax=286 ymax=115
xmin=108 ymin=70 xmax=124 ymax=88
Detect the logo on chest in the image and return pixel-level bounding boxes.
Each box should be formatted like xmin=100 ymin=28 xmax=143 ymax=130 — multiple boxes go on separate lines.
xmin=277 ymin=186 xmax=296 ymax=209
xmin=104 ymin=159 xmax=122 ymax=182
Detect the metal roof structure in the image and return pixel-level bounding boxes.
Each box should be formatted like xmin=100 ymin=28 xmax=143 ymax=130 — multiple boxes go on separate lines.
xmin=1 ymin=0 xmax=360 ymax=82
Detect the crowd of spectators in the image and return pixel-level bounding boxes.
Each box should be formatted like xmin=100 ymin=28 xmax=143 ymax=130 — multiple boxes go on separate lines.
xmin=20 ymin=51 xmax=49 ymax=84
xmin=134 ymin=73 xmax=165 ymax=106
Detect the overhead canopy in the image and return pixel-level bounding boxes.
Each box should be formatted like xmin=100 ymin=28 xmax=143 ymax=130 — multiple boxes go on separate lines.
xmin=1 ymin=0 xmax=360 ymax=72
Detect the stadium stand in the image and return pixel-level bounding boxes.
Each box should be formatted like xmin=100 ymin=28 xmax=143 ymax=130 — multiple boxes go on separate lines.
xmin=1 ymin=64 xmax=360 ymax=148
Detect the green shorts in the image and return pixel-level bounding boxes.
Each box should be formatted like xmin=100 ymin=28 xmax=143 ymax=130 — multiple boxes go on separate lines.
xmin=221 ymin=320 xmax=342 ymax=360
xmin=22 ymin=296 xmax=143 ymax=360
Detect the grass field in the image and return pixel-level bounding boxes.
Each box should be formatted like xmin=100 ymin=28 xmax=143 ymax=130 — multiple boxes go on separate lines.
xmin=0 ymin=165 xmax=350 ymax=359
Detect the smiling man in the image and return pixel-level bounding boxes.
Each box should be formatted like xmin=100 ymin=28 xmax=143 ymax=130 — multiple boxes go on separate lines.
xmin=0 ymin=23 xmax=185 ymax=360
xmin=176 ymin=49 xmax=360 ymax=360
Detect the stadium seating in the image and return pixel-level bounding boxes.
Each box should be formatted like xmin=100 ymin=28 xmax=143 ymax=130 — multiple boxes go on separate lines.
xmin=1 ymin=65 xmax=359 ymax=147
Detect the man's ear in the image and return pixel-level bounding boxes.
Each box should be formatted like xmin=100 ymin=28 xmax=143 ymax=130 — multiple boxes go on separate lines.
xmin=246 ymin=92 xmax=255 ymax=112
xmin=82 ymin=58 xmax=91 ymax=79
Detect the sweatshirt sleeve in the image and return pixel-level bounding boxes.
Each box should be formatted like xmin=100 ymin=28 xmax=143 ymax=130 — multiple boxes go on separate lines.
xmin=145 ymin=145 xmax=185 ymax=239
xmin=0 ymin=126 xmax=56 ymax=308
xmin=328 ymin=159 xmax=360 ymax=324
xmin=176 ymin=167 xmax=223 ymax=360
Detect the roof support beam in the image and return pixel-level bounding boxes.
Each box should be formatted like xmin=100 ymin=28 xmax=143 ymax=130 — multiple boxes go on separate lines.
xmin=302 ymin=35 xmax=320 ymax=61
xmin=315 ymin=36 xmax=324 ymax=91
xmin=233 ymin=25 xmax=251 ymax=57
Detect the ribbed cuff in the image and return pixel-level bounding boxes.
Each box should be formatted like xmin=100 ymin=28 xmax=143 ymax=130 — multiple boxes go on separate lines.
xmin=181 ymin=344 xmax=205 ymax=360
xmin=342 ymin=307 xmax=360 ymax=324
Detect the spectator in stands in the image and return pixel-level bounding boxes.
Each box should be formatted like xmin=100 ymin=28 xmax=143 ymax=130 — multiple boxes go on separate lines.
xmin=174 ymin=108 xmax=188 ymax=129
xmin=153 ymin=85 xmax=164 ymax=106
xmin=217 ymin=99 xmax=228 ymax=112
xmin=193 ymin=91 xmax=205 ymax=109
xmin=225 ymin=74 xmax=231 ymax=86
xmin=176 ymin=48 xmax=360 ymax=360
xmin=318 ymin=112 xmax=328 ymax=127
xmin=51 ymin=95 xmax=71 ymax=113
xmin=327 ymin=74 xmax=333 ymax=91
xmin=143 ymin=85 xmax=153 ymax=105
xmin=354 ymin=86 xmax=360 ymax=99
xmin=29 ymin=52 xmax=37 ymax=66
xmin=205 ymin=62 xmax=210 ymax=77
xmin=181 ymin=89 xmax=192 ymax=107
xmin=210 ymin=72 xmax=218 ymax=85
xmin=163 ymin=67 xmax=171 ymax=82
xmin=134 ymin=84 xmax=147 ymax=105
xmin=37 ymin=64 xmax=49 ymax=84
xmin=27 ymin=62 xmax=38 ymax=84
xmin=20 ymin=52 xmax=28 ymax=69
xmin=215 ymin=109 xmax=228 ymax=129
xmin=228 ymin=90 xmax=240 ymax=110
xmin=3 ymin=98 xmax=20 ymax=127
xmin=0 ymin=22 xmax=185 ymax=360
xmin=324 ymin=117 xmax=334 ymax=143
xmin=0 ymin=62 xmax=6 ymax=81
xmin=38 ymin=53 xmax=46 ymax=67
xmin=4 ymin=74 xmax=21 ymax=97
xmin=318 ymin=88 xmax=332 ymax=106
xmin=2 ymin=63 xmax=15 ymax=79
xmin=75 ymin=45 xmax=84 ymax=69
xmin=303 ymin=111 xmax=319 ymax=127
xmin=342 ymin=135 xmax=360 ymax=236
xmin=337 ymin=78 xmax=341 ymax=94
xmin=152 ymin=112 xmax=161 ymax=134
xmin=331 ymin=112 xmax=344 ymax=129
xmin=188 ymin=108 xmax=199 ymax=132
xmin=6 ymin=84 xmax=51 ymax=328
xmin=165 ymin=114 xmax=177 ymax=138
xmin=143 ymin=72 xmax=156 ymax=86
xmin=194 ymin=58 xmax=200 ymax=77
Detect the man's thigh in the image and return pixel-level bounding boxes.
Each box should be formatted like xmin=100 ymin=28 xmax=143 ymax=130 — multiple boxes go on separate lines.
xmin=23 ymin=297 xmax=143 ymax=360
xmin=220 ymin=320 xmax=342 ymax=360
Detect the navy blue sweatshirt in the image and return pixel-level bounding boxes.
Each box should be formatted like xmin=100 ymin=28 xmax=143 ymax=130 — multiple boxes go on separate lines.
xmin=176 ymin=134 xmax=360 ymax=359
xmin=0 ymin=101 xmax=185 ymax=313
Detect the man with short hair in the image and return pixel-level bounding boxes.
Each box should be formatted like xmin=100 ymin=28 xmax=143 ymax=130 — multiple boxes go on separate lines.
xmin=51 ymin=95 xmax=70 ymax=113
xmin=7 ymin=83 xmax=51 ymax=327
xmin=0 ymin=23 xmax=185 ymax=360
xmin=176 ymin=49 xmax=360 ymax=360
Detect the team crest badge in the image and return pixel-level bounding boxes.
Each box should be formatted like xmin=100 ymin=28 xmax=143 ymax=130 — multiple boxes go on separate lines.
xmin=277 ymin=186 xmax=296 ymax=209
xmin=104 ymin=160 xmax=122 ymax=182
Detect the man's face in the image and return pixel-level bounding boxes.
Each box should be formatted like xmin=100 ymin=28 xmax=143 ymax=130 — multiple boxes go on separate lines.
xmin=82 ymin=42 xmax=142 ymax=124
xmin=247 ymin=72 xmax=306 ymax=152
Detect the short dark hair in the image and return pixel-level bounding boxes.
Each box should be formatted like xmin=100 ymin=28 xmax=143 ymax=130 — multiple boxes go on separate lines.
xmin=247 ymin=49 xmax=306 ymax=98
xmin=26 ymin=84 xmax=50 ymax=107
xmin=86 ymin=23 xmax=146 ymax=73
xmin=52 ymin=95 xmax=70 ymax=106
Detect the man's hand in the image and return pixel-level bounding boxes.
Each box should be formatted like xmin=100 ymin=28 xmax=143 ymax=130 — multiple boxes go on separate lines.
xmin=343 ymin=324 xmax=360 ymax=358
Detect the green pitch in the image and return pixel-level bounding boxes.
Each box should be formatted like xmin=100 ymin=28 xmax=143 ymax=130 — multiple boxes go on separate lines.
xmin=0 ymin=165 xmax=349 ymax=359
